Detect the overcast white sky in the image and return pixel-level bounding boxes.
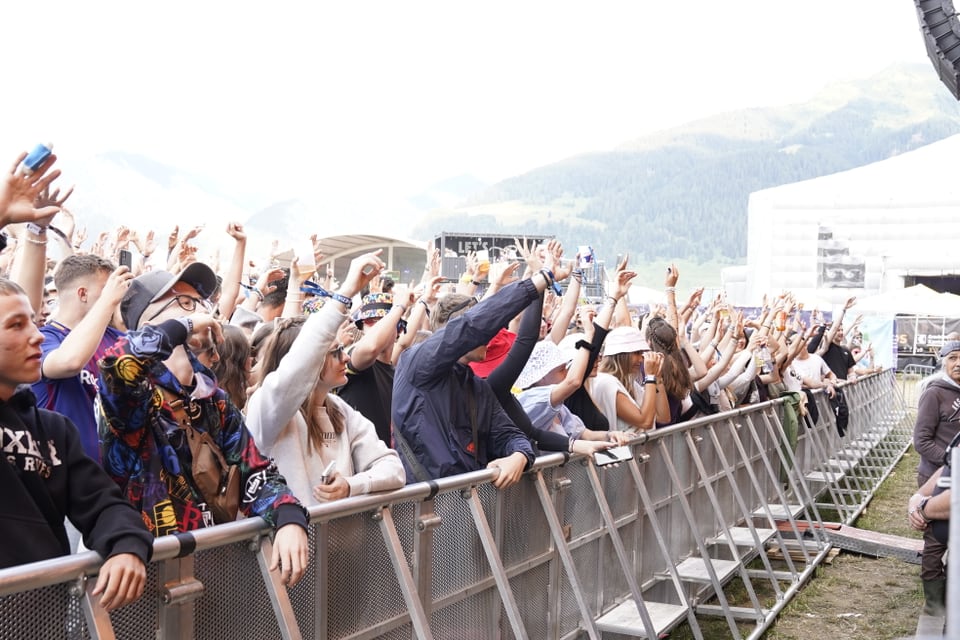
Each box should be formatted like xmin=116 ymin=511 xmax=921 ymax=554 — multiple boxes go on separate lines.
xmin=0 ymin=1 xmax=933 ymax=214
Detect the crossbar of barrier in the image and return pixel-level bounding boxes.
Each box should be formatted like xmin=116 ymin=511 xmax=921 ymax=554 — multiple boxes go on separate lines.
xmin=0 ymin=370 xmax=918 ymax=639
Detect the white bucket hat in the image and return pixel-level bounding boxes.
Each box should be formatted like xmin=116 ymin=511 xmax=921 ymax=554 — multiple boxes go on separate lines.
xmin=515 ymin=340 xmax=569 ymax=390
xmin=602 ymin=326 xmax=649 ymax=356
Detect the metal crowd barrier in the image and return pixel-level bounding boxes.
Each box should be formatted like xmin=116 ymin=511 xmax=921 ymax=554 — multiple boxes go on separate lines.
xmin=0 ymin=370 xmax=915 ymax=640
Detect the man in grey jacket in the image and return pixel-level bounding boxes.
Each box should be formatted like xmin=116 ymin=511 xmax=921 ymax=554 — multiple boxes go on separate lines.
xmin=913 ymin=339 xmax=960 ymax=615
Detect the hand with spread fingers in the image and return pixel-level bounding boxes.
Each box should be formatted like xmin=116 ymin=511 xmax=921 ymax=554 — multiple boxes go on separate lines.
xmin=0 ymin=151 xmax=64 ymax=228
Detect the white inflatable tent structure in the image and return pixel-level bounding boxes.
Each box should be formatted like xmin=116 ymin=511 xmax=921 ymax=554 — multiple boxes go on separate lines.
xmin=741 ymin=134 xmax=960 ymax=309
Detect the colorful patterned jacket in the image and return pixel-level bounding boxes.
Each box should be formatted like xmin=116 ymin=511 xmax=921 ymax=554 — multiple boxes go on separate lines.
xmin=98 ymin=319 xmax=307 ymax=538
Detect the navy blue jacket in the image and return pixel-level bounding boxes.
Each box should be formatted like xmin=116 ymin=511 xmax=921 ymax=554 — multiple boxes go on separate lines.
xmin=392 ymin=279 xmax=538 ymax=481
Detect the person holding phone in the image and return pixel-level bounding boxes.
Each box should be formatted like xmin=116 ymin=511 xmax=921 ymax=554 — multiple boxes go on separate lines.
xmin=98 ymin=263 xmax=310 ymax=587
xmin=33 ymin=255 xmax=133 ymax=464
xmin=245 ymin=252 xmax=405 ymax=505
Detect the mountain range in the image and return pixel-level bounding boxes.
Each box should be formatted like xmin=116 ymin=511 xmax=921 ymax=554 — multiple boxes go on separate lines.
xmin=46 ymin=63 xmax=960 ymax=266
xmin=410 ymin=63 xmax=960 ymax=262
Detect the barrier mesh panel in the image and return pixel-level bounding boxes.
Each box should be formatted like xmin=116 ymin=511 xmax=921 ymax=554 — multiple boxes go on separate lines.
xmin=430 ymin=491 xmax=493 ymax=600
xmin=500 ymin=475 xmax=550 ymax=566
xmin=500 ymin=561 xmax=550 ymax=640
xmin=0 ymin=584 xmax=73 ymax=640
xmin=193 ymin=540 xmax=282 ymax=640
xmin=108 ymin=560 xmax=160 ymax=638
xmin=561 ymin=461 xmax=602 ymax=538
xmin=559 ymin=539 xmax=599 ymax=633
xmin=286 ymin=521 xmax=317 ymax=636
xmin=429 ymin=589 xmax=498 ymax=640
xmin=392 ymin=501 xmax=416 ymax=558
xmin=326 ymin=512 xmax=408 ymax=638
xmin=601 ymin=460 xmax=638 ymax=521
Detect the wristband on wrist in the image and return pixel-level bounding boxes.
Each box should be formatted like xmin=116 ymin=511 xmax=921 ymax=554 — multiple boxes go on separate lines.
xmin=298 ymin=281 xmax=354 ymax=309
xmin=665 ymin=286 xmax=676 ymax=293
xmin=26 ymin=223 xmax=47 ymax=236
xmin=643 ymin=375 xmax=658 ymax=385
xmin=539 ymin=269 xmax=563 ymax=296
xmin=918 ymin=496 xmax=932 ymax=522
xmin=329 ymin=291 xmax=352 ymax=308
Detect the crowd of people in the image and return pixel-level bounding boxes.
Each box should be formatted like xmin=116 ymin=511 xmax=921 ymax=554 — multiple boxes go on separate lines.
xmin=0 ymin=149 xmax=888 ymax=614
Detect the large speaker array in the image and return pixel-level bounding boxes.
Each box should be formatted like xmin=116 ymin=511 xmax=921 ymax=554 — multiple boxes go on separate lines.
xmin=915 ymin=0 xmax=960 ymax=99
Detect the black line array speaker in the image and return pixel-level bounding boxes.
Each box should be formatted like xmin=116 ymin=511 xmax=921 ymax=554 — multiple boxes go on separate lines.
xmin=915 ymin=0 xmax=960 ymax=99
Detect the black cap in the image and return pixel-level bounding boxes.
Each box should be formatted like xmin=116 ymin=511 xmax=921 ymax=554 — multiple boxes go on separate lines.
xmin=120 ymin=263 xmax=217 ymax=330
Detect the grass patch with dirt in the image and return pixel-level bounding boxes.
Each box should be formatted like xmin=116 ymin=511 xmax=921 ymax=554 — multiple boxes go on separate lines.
xmin=764 ymin=447 xmax=926 ymax=640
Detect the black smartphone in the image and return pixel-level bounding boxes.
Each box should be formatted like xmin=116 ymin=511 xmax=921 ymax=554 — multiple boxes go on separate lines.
xmin=118 ymin=249 xmax=133 ymax=269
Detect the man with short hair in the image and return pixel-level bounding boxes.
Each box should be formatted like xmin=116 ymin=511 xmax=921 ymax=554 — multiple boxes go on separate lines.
xmin=32 ymin=254 xmax=132 ymax=463
xmin=392 ymin=269 xmax=556 ymax=487
xmin=0 ymin=277 xmax=150 ymax=610
xmin=98 ymin=263 xmax=310 ymax=586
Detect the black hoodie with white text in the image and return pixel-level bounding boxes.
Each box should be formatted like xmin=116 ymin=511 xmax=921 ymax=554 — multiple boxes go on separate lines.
xmin=0 ymin=386 xmax=152 ymax=569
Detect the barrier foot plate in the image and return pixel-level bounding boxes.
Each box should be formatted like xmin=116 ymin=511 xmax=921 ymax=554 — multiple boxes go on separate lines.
xmin=672 ymin=557 xmax=740 ymax=583
xmin=595 ymin=600 xmax=688 ymax=638
xmin=708 ymin=526 xmax=776 ymax=547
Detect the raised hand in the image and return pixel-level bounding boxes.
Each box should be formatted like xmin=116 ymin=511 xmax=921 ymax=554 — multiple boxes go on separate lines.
xmin=0 ymin=151 xmax=63 ymax=228
xmin=183 ymin=225 xmax=204 ymax=243
xmin=369 ymin=273 xmax=383 ymax=294
xmin=142 ymin=230 xmax=158 ymax=257
xmin=226 ymin=222 xmax=246 ymax=242
xmin=167 ymin=226 xmax=180 ymax=252
xmin=665 ymin=262 xmax=679 ymax=287
xmin=515 ymin=237 xmax=542 ymax=276
xmin=427 ymin=248 xmax=441 ymax=278
xmin=35 ymin=184 xmax=74 ymax=226
xmin=492 ymin=261 xmax=520 ymax=287
xmin=642 ymin=351 xmax=663 ymax=376
xmin=339 ymin=250 xmax=386 ymax=298
xmin=611 ymin=266 xmax=638 ymax=300
xmin=72 ymin=223 xmax=87 ymax=249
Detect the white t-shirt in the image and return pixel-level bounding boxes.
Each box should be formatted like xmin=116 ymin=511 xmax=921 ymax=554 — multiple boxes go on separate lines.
xmin=781 ymin=364 xmax=803 ymax=393
xmin=588 ymin=372 xmax=646 ymax=432
xmin=791 ymin=353 xmax=832 ymax=386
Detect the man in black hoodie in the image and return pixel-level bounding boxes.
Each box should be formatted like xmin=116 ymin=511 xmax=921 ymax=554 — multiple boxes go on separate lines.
xmin=0 ymin=276 xmax=151 ymax=611
xmin=912 ymin=339 xmax=960 ymax=616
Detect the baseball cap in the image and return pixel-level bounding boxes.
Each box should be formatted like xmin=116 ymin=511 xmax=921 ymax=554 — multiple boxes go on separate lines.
xmin=121 ymin=263 xmax=218 ymax=330
xmin=940 ymin=340 xmax=960 ymax=358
